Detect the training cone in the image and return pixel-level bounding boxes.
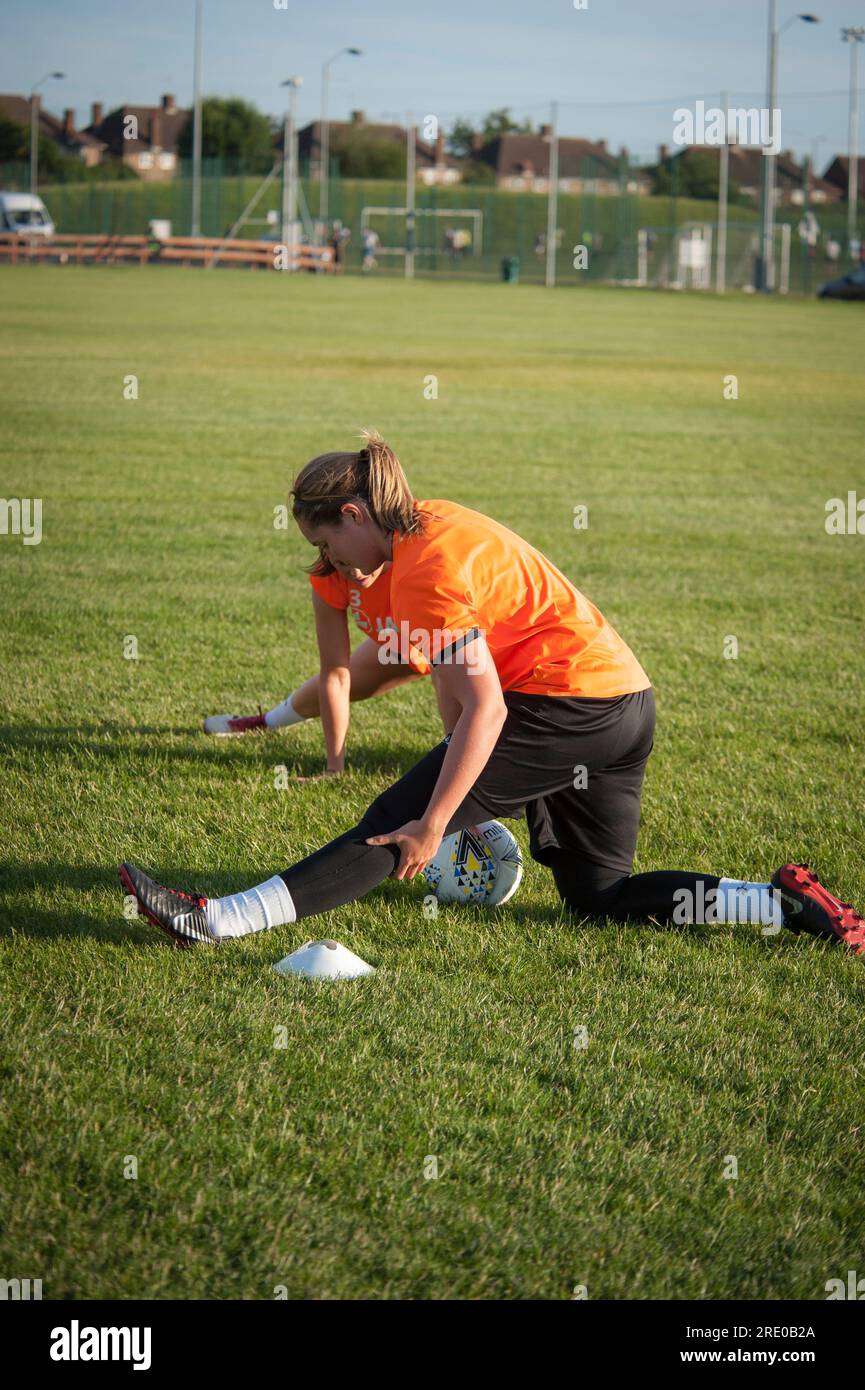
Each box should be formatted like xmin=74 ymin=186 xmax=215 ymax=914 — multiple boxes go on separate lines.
xmin=273 ymin=938 xmax=376 ymax=980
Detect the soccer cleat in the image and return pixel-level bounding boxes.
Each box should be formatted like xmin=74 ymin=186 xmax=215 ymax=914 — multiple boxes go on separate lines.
xmin=202 ymin=707 xmax=266 ymax=736
xmin=119 ymin=862 xmax=214 ymax=949
xmin=771 ymin=862 xmax=865 ymax=956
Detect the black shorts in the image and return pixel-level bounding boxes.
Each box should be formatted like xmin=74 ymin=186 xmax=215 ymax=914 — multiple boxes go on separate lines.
xmin=362 ymin=686 xmax=656 ymax=875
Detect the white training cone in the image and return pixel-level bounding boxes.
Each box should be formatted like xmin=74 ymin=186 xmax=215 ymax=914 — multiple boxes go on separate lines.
xmin=273 ymin=938 xmax=376 ymax=980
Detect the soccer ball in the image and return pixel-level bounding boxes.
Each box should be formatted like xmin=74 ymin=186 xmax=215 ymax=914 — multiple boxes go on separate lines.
xmin=423 ymin=820 xmax=523 ymax=907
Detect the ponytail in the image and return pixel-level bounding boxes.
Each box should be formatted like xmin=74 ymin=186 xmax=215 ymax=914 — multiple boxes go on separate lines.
xmin=291 ymin=430 xmax=428 ymax=576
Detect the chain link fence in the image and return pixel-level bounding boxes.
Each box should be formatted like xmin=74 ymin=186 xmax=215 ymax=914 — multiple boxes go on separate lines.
xmin=1 ymin=154 xmax=858 ymax=294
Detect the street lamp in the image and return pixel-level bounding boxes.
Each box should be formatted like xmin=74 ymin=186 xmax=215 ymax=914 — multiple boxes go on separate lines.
xmin=319 ymin=46 xmax=362 ymax=232
xmin=30 ymin=71 xmax=64 ymax=200
xmin=842 ymin=27 xmax=865 ymax=252
xmin=758 ymin=8 xmax=819 ymax=291
xmin=280 ymin=77 xmax=303 ymax=248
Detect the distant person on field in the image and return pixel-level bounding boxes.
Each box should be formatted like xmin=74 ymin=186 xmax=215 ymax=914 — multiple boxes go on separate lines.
xmin=329 ymin=221 xmax=350 ymax=273
xmin=361 ymin=227 xmax=380 ymax=272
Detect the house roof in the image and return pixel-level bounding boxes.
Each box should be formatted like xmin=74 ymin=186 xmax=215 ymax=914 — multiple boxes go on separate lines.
xmin=675 ymin=143 xmax=840 ymax=199
xmin=822 ymin=155 xmax=865 ymax=197
xmin=478 ymin=133 xmax=622 ymax=179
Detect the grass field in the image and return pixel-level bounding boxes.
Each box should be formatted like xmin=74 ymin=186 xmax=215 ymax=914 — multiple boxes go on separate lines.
xmin=1 ymin=265 xmax=864 ymax=1300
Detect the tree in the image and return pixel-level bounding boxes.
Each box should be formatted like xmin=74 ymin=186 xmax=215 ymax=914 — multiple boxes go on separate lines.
xmin=446 ymin=118 xmax=476 ymax=159
xmin=652 ymin=150 xmax=748 ymax=205
xmin=176 ymin=97 xmax=274 ymax=170
xmin=446 ymin=109 xmax=534 ymax=159
xmin=326 ymin=129 xmax=405 ymax=179
xmin=460 ymin=158 xmax=496 ymax=187
xmin=480 ymin=108 xmax=535 ymax=141
xmin=0 ymin=111 xmax=98 ymax=182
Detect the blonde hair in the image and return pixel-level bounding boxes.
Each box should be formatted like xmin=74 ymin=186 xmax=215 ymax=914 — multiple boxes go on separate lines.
xmin=291 ymin=430 xmax=428 ymax=576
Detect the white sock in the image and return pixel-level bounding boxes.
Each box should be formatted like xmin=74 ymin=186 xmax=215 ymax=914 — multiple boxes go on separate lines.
xmin=264 ymin=692 xmax=310 ymax=730
xmin=713 ymin=878 xmax=784 ymax=928
xmin=205 ymin=875 xmax=296 ymax=939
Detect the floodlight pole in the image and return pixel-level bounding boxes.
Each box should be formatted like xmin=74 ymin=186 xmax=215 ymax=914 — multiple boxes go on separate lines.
xmin=758 ymin=0 xmax=779 ymax=291
xmin=717 ymin=89 xmax=729 ymax=293
xmin=320 ymin=47 xmax=361 ymax=235
xmin=191 ymin=0 xmax=203 ymax=236
xmin=405 ymin=112 xmax=416 ymax=278
xmin=758 ymin=8 xmax=820 ymax=291
xmin=545 ymin=101 xmax=559 ymax=288
xmin=281 ymin=77 xmax=302 ymax=246
xmin=29 ymin=71 xmax=64 ymax=200
xmin=843 ymin=27 xmax=865 ymax=251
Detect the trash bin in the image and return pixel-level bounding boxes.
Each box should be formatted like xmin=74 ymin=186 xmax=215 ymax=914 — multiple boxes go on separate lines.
xmin=501 ymin=255 xmax=520 ymax=284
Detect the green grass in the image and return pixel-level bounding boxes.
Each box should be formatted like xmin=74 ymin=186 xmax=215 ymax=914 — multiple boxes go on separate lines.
xmin=1 ymin=265 xmax=864 ymax=1300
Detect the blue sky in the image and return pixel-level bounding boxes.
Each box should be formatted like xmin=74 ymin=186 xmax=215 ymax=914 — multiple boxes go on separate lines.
xmin=2 ymin=0 xmax=863 ymax=166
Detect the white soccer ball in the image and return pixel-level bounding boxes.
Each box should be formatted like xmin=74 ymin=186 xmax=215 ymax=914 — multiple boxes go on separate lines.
xmin=423 ymin=820 xmax=523 ymax=907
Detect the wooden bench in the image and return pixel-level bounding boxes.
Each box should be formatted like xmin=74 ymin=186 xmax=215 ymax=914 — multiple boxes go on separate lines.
xmin=158 ymin=236 xmax=334 ymax=272
xmin=0 ymin=233 xmax=334 ymax=272
xmin=0 ymin=233 xmax=152 ymax=265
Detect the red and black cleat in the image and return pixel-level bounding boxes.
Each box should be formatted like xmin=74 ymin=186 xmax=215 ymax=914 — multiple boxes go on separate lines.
xmin=119 ymin=862 xmax=214 ymax=949
xmin=202 ymin=708 xmax=267 ymax=736
xmin=771 ymin=862 xmax=865 ymax=956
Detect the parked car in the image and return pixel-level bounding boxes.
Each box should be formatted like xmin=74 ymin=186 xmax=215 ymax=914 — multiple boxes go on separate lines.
xmin=817 ymin=263 xmax=865 ymax=301
xmin=0 ymin=192 xmax=55 ymax=237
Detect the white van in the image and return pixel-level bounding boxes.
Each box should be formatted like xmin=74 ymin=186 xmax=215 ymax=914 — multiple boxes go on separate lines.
xmin=0 ymin=192 xmax=55 ymax=237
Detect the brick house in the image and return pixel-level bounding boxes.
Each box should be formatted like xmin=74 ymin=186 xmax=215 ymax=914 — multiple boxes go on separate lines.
xmin=822 ymin=155 xmax=865 ymax=202
xmin=475 ymin=129 xmax=652 ymax=194
xmin=0 ymin=92 xmax=106 ymax=166
xmin=298 ymin=111 xmax=462 ymax=185
xmin=84 ymin=94 xmax=189 ymax=179
xmin=659 ymin=143 xmax=841 ymax=206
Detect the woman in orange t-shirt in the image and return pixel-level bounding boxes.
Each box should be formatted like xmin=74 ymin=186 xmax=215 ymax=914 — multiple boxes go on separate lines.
xmin=121 ymin=432 xmax=865 ymax=955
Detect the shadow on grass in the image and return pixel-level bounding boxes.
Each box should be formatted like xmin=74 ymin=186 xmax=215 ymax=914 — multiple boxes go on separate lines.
xmin=0 ymin=857 xmax=807 ymax=954
xmin=0 ymin=856 xmax=433 ymax=945
xmin=0 ymin=722 xmax=431 ymax=777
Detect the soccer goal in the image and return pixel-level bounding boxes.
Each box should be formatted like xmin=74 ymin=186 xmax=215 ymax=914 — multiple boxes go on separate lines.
xmin=359 ymin=206 xmax=484 ymax=260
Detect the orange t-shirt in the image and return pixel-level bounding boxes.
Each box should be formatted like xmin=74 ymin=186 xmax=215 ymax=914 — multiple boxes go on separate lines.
xmin=309 ymin=566 xmax=431 ymax=675
xmin=389 ymin=499 xmax=651 ymax=698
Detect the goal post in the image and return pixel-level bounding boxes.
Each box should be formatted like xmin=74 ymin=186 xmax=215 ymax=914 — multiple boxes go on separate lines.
xmin=360 ymin=206 xmax=484 ymax=260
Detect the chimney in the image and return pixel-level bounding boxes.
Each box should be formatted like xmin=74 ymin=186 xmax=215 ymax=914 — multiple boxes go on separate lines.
xmin=540 ymin=123 xmax=552 ymax=138
xmin=434 ymin=131 xmax=444 ymax=163
xmin=150 ymin=111 xmax=161 ymax=147
xmin=161 ymin=93 xmax=176 ymax=113
xmin=470 ymin=132 xmax=483 ymax=153
xmin=351 ymin=110 xmax=365 ymax=126
xmin=91 ymin=101 xmax=103 ymax=127
xmin=597 ymin=139 xmax=607 ymax=153
xmin=63 ymin=108 xmax=75 ymax=138
xmin=658 ymin=143 xmax=668 ymax=162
